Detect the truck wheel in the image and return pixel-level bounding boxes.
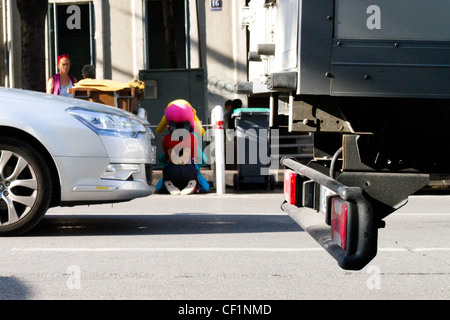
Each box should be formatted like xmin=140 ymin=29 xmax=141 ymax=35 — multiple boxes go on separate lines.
xmin=0 ymin=137 xmax=52 ymax=236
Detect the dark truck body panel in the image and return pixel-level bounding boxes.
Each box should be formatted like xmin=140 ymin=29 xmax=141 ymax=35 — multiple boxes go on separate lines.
xmin=296 ymin=0 xmax=450 ymax=98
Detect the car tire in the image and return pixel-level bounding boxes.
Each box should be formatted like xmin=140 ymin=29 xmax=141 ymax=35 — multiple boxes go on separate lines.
xmin=0 ymin=137 xmax=52 ymax=236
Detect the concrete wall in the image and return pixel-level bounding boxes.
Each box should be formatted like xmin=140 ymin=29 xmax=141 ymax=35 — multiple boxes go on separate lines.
xmin=1 ymin=0 xmax=249 ymax=115
xmin=203 ymin=0 xmax=248 ymax=112
xmin=99 ymin=0 xmax=145 ymax=81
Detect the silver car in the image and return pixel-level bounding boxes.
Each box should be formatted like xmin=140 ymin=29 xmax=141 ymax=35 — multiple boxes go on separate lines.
xmin=0 ymin=87 xmax=156 ymax=236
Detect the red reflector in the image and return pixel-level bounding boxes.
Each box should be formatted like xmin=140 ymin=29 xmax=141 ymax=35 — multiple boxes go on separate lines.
xmin=331 ymin=197 xmax=348 ymax=250
xmin=284 ymin=170 xmax=296 ymax=205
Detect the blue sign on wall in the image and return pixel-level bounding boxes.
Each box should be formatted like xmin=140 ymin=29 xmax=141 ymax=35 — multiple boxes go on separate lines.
xmin=211 ymin=0 xmax=222 ymax=11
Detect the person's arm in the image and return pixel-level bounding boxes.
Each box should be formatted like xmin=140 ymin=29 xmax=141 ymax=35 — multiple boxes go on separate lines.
xmin=46 ymin=78 xmax=54 ymax=94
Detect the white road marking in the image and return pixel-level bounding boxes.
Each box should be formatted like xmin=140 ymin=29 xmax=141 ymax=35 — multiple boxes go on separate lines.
xmin=10 ymin=247 xmax=450 ymax=253
xmin=393 ymin=213 xmax=450 ymax=216
xmin=379 ymin=248 xmax=450 ymax=252
xmin=10 ymin=247 xmax=323 ymax=253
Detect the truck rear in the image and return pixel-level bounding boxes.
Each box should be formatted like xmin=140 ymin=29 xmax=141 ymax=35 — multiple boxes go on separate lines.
xmin=237 ymin=0 xmax=450 ymax=270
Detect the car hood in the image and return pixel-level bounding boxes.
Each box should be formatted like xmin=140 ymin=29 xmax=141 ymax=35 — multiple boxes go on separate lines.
xmin=0 ymin=87 xmax=137 ymax=117
xmin=0 ymin=87 xmax=151 ymax=159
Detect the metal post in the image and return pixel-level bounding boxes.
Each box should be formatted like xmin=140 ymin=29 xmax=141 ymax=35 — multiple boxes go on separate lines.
xmin=212 ymin=105 xmax=225 ymax=194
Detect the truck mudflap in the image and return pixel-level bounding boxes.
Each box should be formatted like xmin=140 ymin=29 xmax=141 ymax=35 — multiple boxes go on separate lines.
xmin=280 ymin=157 xmax=377 ymax=271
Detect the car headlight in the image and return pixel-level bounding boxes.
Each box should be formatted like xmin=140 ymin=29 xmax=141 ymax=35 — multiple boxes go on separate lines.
xmin=67 ymin=106 xmax=148 ymax=138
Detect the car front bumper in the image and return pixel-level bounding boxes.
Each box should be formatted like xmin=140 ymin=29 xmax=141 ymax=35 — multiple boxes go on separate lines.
xmin=55 ymin=156 xmax=155 ymax=205
xmin=55 ymin=131 xmax=156 ymax=205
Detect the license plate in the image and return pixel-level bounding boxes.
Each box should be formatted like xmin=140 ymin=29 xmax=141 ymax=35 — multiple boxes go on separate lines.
xmin=319 ymin=185 xmax=336 ymax=213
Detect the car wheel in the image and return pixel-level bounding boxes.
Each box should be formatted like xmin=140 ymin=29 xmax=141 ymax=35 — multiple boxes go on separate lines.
xmin=0 ymin=137 xmax=52 ymax=236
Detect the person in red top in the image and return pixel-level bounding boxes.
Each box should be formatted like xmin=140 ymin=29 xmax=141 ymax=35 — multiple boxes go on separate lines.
xmin=161 ymin=123 xmax=199 ymax=195
xmin=162 ymin=130 xmax=198 ymax=165
xmin=154 ymin=100 xmax=210 ymax=195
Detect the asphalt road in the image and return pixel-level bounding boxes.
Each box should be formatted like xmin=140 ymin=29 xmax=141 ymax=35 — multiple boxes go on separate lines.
xmin=0 ymin=189 xmax=449 ymax=301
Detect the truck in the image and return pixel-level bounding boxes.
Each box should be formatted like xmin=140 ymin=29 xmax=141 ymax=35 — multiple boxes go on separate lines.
xmin=236 ymin=0 xmax=450 ymax=270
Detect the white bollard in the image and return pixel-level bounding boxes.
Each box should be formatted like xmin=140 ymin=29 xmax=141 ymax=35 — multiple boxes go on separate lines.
xmin=212 ymin=105 xmax=226 ymax=194
xmin=137 ymin=107 xmax=147 ymax=120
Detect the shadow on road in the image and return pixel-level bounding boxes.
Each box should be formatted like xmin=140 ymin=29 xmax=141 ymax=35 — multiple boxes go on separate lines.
xmin=0 ymin=277 xmax=31 ymax=300
xmin=25 ymin=213 xmax=304 ymax=237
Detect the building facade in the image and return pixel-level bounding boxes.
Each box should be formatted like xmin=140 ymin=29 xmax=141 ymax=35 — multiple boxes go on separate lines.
xmin=1 ymin=0 xmax=248 ymax=122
